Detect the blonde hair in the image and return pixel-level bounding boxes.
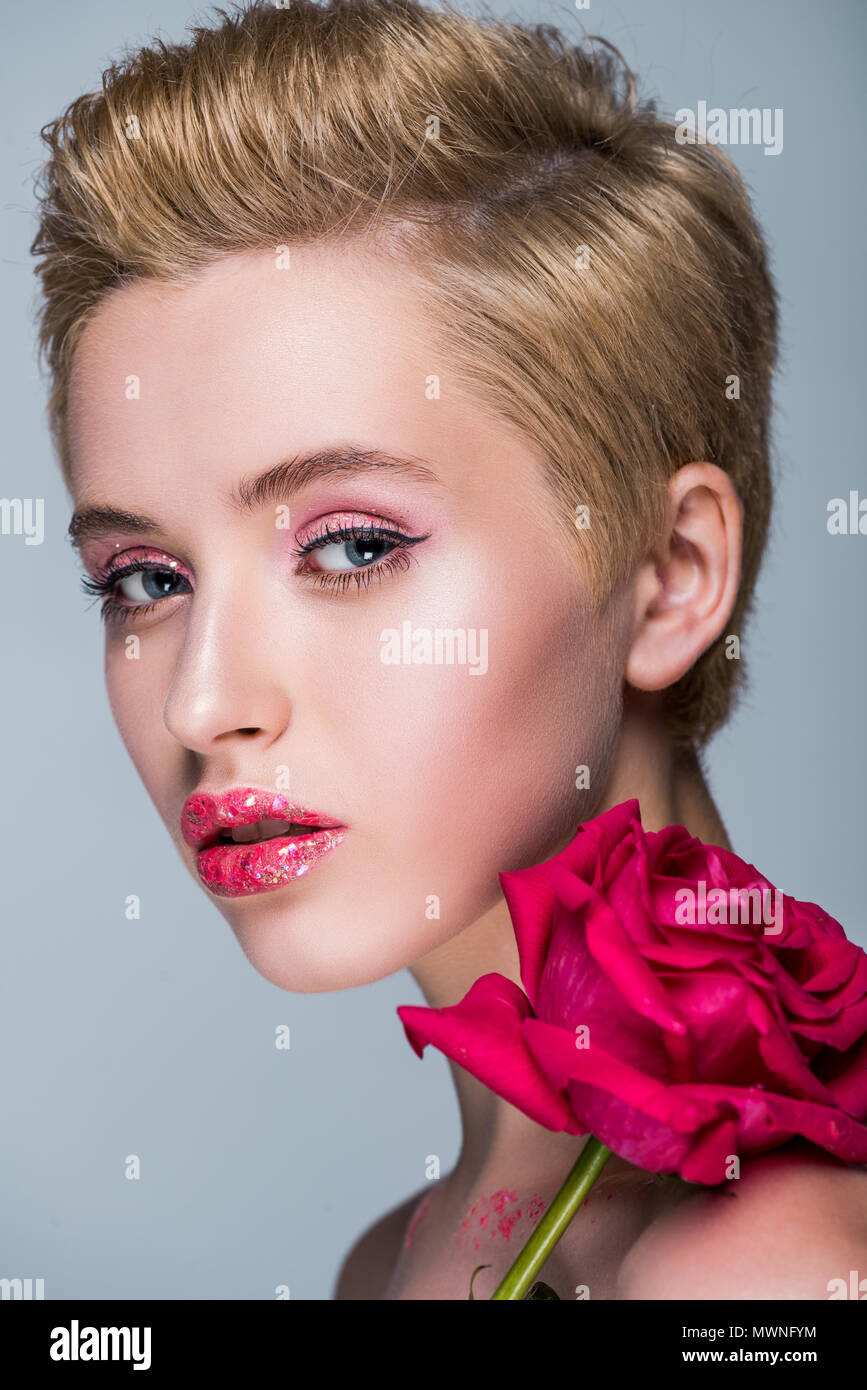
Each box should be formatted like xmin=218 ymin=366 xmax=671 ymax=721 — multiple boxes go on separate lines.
xmin=31 ymin=0 xmax=778 ymax=746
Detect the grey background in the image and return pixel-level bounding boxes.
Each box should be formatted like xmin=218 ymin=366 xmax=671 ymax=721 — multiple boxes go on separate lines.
xmin=1 ymin=0 xmax=864 ymax=1299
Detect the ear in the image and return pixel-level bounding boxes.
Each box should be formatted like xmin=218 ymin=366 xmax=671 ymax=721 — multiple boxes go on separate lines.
xmin=624 ymin=462 xmax=742 ymax=693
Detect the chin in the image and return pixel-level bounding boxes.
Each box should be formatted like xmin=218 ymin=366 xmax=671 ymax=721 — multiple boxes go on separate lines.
xmin=226 ymin=914 xmax=425 ymax=994
xmin=210 ymin=866 xmax=506 ymax=994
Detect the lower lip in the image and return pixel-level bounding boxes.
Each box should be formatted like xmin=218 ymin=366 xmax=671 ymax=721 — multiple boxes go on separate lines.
xmin=195 ymin=827 xmax=348 ymax=898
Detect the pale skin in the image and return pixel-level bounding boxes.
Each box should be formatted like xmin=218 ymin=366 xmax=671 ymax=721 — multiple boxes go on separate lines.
xmin=65 ymin=243 xmax=867 ymax=1301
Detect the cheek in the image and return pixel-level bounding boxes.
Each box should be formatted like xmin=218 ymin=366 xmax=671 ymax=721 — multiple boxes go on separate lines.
xmin=254 ymin=591 xmax=623 ymax=988
xmin=314 ymin=580 xmax=620 ymax=873
xmin=105 ymin=643 xmax=150 ymax=751
xmin=104 ymin=640 xmax=180 ymax=808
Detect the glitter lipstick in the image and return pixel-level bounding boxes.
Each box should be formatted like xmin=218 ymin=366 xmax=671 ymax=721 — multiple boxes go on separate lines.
xmin=181 ymin=786 xmax=347 ymax=898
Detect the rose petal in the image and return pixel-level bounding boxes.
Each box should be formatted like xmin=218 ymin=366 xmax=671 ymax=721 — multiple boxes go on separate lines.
xmin=556 ymin=873 xmax=687 ymax=1037
xmin=397 ymin=974 xmax=582 ymax=1133
xmin=498 ymin=799 xmax=641 ymax=1009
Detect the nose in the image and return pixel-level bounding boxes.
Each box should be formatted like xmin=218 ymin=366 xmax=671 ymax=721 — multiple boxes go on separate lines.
xmin=162 ymin=582 xmax=292 ymax=756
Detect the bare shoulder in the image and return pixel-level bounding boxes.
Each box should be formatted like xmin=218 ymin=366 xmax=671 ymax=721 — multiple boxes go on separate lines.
xmin=332 ymin=1188 xmax=427 ymax=1300
xmin=618 ymin=1146 xmax=867 ymax=1300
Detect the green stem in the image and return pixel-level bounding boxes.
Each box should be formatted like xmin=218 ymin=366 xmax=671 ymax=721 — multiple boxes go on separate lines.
xmin=489 ymin=1136 xmax=612 ymax=1300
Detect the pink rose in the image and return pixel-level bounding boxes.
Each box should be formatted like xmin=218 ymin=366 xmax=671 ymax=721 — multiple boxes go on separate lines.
xmin=397 ymin=800 xmax=867 ymax=1183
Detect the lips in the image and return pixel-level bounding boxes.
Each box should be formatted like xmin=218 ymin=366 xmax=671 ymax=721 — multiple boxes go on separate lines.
xmin=181 ymin=786 xmax=347 ymax=898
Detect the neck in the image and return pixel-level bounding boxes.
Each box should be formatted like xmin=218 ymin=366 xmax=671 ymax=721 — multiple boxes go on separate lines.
xmin=408 ymin=699 xmax=730 ymax=1193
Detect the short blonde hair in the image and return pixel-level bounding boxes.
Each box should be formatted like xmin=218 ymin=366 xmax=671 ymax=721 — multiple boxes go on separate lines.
xmin=31 ymin=0 xmax=778 ymax=746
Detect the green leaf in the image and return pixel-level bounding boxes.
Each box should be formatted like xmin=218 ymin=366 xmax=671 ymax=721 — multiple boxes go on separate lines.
xmin=468 ymin=1264 xmax=492 ymax=1300
xmin=523 ymin=1280 xmax=561 ymax=1300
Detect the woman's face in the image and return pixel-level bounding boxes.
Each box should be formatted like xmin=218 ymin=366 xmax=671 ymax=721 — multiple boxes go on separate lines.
xmin=67 ymin=244 xmax=632 ymax=991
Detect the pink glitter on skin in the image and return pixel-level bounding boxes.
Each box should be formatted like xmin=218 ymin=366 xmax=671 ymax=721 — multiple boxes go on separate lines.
xmin=459 ymin=1190 xmax=548 ymax=1251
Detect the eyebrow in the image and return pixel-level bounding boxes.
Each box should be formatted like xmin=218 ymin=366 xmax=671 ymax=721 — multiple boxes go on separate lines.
xmin=67 ymin=447 xmax=443 ymax=548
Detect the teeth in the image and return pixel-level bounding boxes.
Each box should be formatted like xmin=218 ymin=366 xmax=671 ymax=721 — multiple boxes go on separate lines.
xmin=227 ymin=818 xmax=298 ymax=844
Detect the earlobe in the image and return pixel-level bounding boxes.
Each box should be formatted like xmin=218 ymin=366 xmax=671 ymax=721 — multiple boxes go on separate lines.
xmin=624 ymin=463 xmax=743 ymax=694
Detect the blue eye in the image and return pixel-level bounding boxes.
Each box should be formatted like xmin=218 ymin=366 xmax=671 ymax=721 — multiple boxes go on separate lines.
xmin=114 ymin=568 xmax=187 ymax=600
xmin=293 ymin=523 xmax=430 ymax=592
xmin=80 ymin=558 xmax=193 ymax=626
xmin=310 ymin=533 xmax=395 ymax=571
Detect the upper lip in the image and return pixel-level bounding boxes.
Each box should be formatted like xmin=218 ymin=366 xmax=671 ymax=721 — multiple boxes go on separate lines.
xmin=181 ymin=785 xmax=345 ymax=851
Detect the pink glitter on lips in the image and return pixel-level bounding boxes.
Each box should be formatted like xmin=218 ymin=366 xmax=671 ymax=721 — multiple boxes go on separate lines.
xmin=181 ymin=785 xmax=347 ymax=898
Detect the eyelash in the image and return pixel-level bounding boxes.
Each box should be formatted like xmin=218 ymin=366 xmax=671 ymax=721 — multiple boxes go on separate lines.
xmin=290 ymin=522 xmax=429 ymax=594
xmin=80 ymin=523 xmax=429 ymax=625
xmin=80 ymin=558 xmax=185 ymax=627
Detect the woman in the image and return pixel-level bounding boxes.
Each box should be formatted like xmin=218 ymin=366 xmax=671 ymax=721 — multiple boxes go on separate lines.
xmin=31 ymin=0 xmax=867 ymax=1299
